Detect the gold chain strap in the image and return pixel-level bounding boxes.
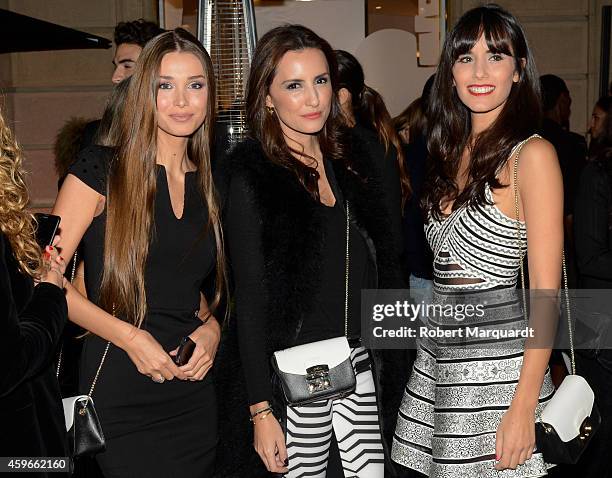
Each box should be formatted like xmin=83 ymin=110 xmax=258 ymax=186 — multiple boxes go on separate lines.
xmin=512 ymin=134 xmax=575 ymax=375
xmin=344 ymin=201 xmax=350 ymax=337
xmin=84 ymin=341 xmax=111 ymax=405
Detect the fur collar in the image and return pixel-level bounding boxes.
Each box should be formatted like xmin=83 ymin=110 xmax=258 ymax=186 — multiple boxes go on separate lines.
xmin=223 ymin=133 xmax=401 ymax=353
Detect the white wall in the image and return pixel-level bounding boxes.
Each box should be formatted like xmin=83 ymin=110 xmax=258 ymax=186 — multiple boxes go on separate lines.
xmin=255 ymin=0 xmax=365 ymax=53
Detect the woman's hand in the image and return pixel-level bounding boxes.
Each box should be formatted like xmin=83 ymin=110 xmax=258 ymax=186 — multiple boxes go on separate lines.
xmin=123 ymin=328 xmax=186 ymax=382
xmin=251 ymin=402 xmax=288 ymax=474
xmin=39 ymin=244 xmax=67 ymax=288
xmin=495 ymin=401 xmax=536 ymax=470
xmin=170 ymin=318 xmax=221 ymax=381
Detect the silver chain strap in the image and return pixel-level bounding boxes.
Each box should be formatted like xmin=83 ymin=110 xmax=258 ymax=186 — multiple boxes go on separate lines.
xmin=344 ymin=201 xmax=350 ymax=337
xmin=513 ymin=134 xmax=575 ymax=375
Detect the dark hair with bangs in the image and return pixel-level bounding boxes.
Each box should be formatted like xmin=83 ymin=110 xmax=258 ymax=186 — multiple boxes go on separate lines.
xmin=424 ymin=3 xmax=541 ymax=220
xmin=246 ymin=25 xmax=349 ymax=201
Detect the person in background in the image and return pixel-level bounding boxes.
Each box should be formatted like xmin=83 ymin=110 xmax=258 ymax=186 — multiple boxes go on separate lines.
xmin=111 ymin=19 xmax=165 ymax=85
xmin=0 ymin=106 xmax=68 ymax=471
xmin=94 ymin=77 xmax=132 ymax=147
xmin=216 ymin=25 xmax=405 ymax=478
xmin=52 ymin=29 xmax=225 ymax=477
xmin=539 ymin=74 xmax=587 ymax=212
xmin=573 ymin=95 xmax=612 ymax=478
xmin=393 ymin=74 xmax=435 ymax=292
xmin=394 ymin=97 xmax=427 ymax=145
xmin=392 ymin=5 xmax=561 ymax=476
xmin=334 ymin=49 xmax=410 ymax=215
xmin=588 ymin=96 xmax=612 ymax=159
xmin=54 ymin=18 xmax=164 ymax=180
xmin=539 ymin=74 xmax=587 ymax=288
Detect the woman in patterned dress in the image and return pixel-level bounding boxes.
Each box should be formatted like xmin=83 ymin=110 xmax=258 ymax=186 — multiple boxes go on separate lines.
xmin=391 ymin=5 xmax=562 ymax=477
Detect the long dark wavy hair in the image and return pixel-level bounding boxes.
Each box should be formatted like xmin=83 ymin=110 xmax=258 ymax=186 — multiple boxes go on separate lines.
xmin=335 ymin=49 xmax=411 ymax=204
xmin=424 ymin=4 xmax=541 ymax=220
xmin=246 ymin=25 xmax=349 ymax=200
xmin=100 ymin=28 xmax=226 ymax=327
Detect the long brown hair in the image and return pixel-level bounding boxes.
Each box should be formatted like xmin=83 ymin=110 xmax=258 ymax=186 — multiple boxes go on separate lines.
xmin=335 ymin=49 xmax=411 ymax=204
xmin=100 ymin=28 xmax=226 ymax=327
xmin=0 ymin=105 xmax=42 ymax=277
xmin=425 ymin=4 xmax=541 ymax=220
xmin=246 ymin=25 xmax=349 ymax=200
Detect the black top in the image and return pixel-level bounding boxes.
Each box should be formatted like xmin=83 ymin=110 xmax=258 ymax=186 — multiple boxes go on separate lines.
xmin=227 ymin=159 xmax=369 ymax=405
xmin=574 ymin=159 xmax=612 ymax=288
xmin=0 ymin=232 xmax=68 ymax=467
xmin=67 ymin=146 xmax=217 ymax=440
xmin=295 ymin=161 xmax=367 ymax=345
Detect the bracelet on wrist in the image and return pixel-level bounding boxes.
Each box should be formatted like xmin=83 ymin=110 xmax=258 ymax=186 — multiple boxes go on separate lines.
xmin=249 ymin=405 xmax=273 ymax=422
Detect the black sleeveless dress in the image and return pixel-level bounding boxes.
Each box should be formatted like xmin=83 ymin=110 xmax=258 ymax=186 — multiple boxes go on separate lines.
xmin=68 ymin=146 xmax=217 ymax=478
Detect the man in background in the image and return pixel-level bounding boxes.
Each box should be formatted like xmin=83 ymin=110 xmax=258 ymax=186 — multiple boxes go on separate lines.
xmin=111 ymin=18 xmax=164 ymax=84
xmin=539 ymin=74 xmax=587 ymax=242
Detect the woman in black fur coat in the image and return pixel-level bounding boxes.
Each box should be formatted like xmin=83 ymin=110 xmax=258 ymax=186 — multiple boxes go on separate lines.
xmin=214 ymin=25 xmax=409 ymax=477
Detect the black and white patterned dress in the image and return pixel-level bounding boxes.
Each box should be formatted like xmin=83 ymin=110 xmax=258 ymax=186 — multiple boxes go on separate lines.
xmin=391 ymin=141 xmax=556 ymax=477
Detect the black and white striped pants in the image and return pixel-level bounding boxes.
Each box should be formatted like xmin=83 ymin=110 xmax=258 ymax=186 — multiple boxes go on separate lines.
xmin=284 ymin=347 xmax=385 ymax=478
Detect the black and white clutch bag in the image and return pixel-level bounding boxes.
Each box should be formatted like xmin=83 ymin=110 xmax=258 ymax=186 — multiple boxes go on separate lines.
xmin=535 ymin=374 xmax=600 ymax=464
xmin=272 ymin=336 xmax=355 ymax=405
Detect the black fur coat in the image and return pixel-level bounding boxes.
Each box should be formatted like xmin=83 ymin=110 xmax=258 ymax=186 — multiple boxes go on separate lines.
xmin=0 ymin=233 xmax=68 ymax=474
xmin=213 ymin=131 xmax=411 ymax=477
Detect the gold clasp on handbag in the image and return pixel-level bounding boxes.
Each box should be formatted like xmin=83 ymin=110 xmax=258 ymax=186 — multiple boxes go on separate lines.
xmin=579 ymin=417 xmax=594 ymax=440
xmin=306 ymin=365 xmax=331 ymax=394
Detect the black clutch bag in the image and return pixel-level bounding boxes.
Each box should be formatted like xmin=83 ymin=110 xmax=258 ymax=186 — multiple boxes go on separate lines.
xmin=62 ymin=395 xmax=106 ymax=457
xmin=56 ymin=266 xmax=109 ymax=459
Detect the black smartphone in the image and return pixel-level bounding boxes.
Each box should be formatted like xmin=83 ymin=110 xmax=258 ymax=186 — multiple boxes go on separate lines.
xmin=34 ymin=213 xmax=61 ymax=248
xmin=174 ymin=336 xmax=196 ymax=366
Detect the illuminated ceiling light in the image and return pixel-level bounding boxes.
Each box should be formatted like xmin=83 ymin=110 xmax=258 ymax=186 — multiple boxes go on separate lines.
xmin=375 ymin=5 xmax=382 ymax=9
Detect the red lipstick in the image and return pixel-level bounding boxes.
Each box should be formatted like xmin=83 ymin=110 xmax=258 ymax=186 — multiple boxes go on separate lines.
xmin=467 ymin=84 xmax=496 ymax=96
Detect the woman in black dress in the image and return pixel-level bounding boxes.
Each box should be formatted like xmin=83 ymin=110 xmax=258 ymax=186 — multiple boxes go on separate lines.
xmin=52 ymin=29 xmax=225 ymax=477
xmin=216 ymin=25 xmax=404 ymax=478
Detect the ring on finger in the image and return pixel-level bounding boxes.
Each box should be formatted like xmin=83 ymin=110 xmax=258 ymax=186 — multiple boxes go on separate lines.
xmin=152 ymin=375 xmax=165 ymax=383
